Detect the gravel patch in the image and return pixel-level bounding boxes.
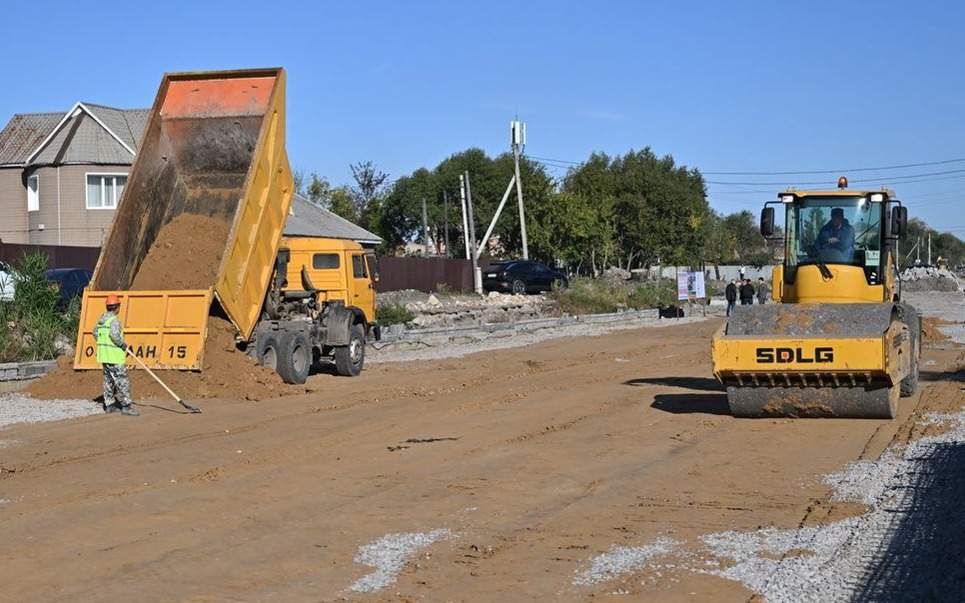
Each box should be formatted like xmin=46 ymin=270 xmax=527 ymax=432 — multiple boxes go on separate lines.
xmin=901 ymin=291 xmax=965 ymax=344
xmin=573 ymin=537 xmax=680 ymax=586
xmin=0 ymin=394 xmax=102 ymax=429
xmin=348 ymin=529 xmax=453 ymax=593
xmin=573 ymin=411 xmax=965 ymax=601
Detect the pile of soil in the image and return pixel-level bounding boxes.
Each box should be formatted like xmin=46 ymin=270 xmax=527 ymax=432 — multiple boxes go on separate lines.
xmin=130 ymin=213 xmax=231 ymax=290
xmin=27 ymin=317 xmax=301 ymax=402
xmin=922 ymin=316 xmax=952 ymax=345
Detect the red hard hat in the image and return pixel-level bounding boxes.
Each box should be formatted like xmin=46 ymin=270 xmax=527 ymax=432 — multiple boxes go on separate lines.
xmin=105 ymin=294 xmax=121 ymax=307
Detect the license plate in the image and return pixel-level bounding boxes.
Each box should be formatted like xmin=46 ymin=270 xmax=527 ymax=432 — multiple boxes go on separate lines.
xmin=487 ymin=273 xmax=497 ymax=277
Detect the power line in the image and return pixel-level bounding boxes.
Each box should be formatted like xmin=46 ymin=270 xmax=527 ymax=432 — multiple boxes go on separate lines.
xmin=702 ymin=157 xmax=965 ymax=176
xmin=706 ymin=167 xmax=965 ymax=186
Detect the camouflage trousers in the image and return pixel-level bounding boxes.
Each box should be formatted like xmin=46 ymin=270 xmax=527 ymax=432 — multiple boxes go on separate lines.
xmin=102 ymin=363 xmax=133 ymax=408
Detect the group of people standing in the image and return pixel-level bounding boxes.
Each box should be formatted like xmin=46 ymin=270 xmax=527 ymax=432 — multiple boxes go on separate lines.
xmin=725 ymin=276 xmax=768 ymax=316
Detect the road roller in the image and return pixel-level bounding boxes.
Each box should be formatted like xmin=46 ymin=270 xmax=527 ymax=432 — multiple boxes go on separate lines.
xmin=712 ymin=178 xmax=920 ymax=418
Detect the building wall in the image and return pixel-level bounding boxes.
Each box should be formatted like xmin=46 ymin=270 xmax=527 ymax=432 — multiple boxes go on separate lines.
xmin=0 ymin=168 xmax=28 ymax=244
xmin=25 ymin=164 xmax=129 ymax=247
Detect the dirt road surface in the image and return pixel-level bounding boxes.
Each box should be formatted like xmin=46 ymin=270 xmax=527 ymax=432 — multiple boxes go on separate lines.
xmin=1 ymin=317 xmax=962 ymax=602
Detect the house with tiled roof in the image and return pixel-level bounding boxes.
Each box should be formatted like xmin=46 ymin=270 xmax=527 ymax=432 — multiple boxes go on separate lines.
xmin=0 ymin=103 xmax=149 ymax=246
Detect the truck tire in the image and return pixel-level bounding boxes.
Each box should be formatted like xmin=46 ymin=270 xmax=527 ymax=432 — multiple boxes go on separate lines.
xmin=334 ymin=323 xmax=365 ymax=377
xmin=255 ymin=333 xmax=281 ymax=371
xmin=277 ymin=331 xmax=311 ymax=385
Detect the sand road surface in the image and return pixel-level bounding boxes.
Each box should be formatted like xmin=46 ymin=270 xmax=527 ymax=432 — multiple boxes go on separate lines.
xmin=0 ymin=316 xmax=962 ymax=602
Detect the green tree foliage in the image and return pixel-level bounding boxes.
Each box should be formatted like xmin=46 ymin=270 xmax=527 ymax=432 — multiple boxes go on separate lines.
xmin=558 ymin=149 xmax=709 ymax=270
xmin=904 ymin=217 xmax=965 ymax=267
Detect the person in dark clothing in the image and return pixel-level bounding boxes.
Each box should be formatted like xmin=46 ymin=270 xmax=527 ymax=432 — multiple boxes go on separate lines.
xmin=756 ymin=277 xmax=769 ymax=304
xmin=725 ymin=279 xmax=738 ymax=316
xmin=739 ymin=279 xmax=755 ymax=305
xmin=816 ymin=207 xmax=855 ymax=261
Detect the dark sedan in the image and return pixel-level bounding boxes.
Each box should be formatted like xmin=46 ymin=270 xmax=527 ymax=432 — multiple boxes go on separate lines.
xmin=45 ymin=268 xmax=93 ymax=308
xmin=483 ymin=260 xmax=568 ymax=294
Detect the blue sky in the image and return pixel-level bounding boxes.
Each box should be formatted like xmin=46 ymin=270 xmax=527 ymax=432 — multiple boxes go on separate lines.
xmin=2 ymin=0 xmax=963 ymax=234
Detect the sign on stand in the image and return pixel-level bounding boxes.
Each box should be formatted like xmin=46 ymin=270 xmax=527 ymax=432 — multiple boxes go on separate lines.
xmin=676 ymin=270 xmax=707 ymax=317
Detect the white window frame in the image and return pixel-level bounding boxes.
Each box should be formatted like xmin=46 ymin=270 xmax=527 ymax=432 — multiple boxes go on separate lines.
xmin=85 ymin=172 xmax=127 ymax=210
xmin=27 ymin=174 xmax=39 ymax=212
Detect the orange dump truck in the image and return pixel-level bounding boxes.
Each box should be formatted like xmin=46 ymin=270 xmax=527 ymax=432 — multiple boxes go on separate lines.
xmin=74 ymin=68 xmax=378 ymax=383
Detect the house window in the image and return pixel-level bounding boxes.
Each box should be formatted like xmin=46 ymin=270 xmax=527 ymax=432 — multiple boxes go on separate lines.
xmin=86 ymin=173 xmax=127 ymax=209
xmin=27 ymin=175 xmax=39 ymax=212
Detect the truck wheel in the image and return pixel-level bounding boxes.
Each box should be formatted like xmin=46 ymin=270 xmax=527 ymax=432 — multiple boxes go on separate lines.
xmin=255 ymin=333 xmax=280 ymax=371
xmin=334 ymin=323 xmax=365 ymax=377
xmin=277 ymin=332 xmax=311 ymax=385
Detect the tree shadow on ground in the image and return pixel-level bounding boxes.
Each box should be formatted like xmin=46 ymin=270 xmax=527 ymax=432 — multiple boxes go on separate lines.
xmin=852 ymin=441 xmax=965 ymax=602
xmin=651 ymin=393 xmax=731 ymax=416
xmin=623 ymin=376 xmax=724 ymax=391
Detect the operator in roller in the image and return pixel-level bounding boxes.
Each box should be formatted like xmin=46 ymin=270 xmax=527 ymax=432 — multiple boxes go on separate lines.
xmin=816 ymin=207 xmax=855 ymax=261
xmin=95 ymin=294 xmax=138 ymax=416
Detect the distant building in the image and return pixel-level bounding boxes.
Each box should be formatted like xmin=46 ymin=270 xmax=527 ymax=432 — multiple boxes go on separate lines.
xmin=0 ymin=103 xmax=149 ymax=246
xmin=285 ymin=193 xmax=382 ymax=248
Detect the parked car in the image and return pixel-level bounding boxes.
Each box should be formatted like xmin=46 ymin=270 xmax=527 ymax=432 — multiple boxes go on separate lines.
xmin=483 ymin=260 xmax=568 ymax=294
xmin=45 ymin=268 xmax=93 ymax=308
xmin=0 ymin=261 xmax=14 ymax=302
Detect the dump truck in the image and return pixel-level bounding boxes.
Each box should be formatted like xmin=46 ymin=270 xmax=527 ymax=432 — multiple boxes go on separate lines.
xmin=73 ymin=68 xmax=378 ymax=384
xmin=712 ymin=179 xmax=920 ymax=418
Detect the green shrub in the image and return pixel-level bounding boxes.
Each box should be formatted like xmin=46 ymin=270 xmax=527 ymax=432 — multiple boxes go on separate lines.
xmin=550 ymin=277 xmax=678 ymax=315
xmin=0 ymin=253 xmax=79 ymax=362
xmin=376 ymin=302 xmax=415 ymax=326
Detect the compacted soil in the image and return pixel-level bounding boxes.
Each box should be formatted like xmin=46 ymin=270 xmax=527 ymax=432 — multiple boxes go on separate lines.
xmin=0 ymin=318 xmax=962 ymax=602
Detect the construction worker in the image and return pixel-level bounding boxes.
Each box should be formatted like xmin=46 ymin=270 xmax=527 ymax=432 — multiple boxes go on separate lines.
xmin=756 ymin=277 xmax=769 ymax=304
xmin=95 ymin=294 xmax=138 ymax=416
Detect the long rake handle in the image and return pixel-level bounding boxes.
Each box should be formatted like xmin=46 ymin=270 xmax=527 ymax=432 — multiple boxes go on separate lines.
xmin=125 ymin=349 xmax=202 ymax=413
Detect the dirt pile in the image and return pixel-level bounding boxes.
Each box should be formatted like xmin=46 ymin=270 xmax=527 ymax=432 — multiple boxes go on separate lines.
xmin=922 ymin=316 xmax=953 ymax=344
xmin=27 ymin=317 xmax=300 ymax=402
xmin=130 ymin=213 xmax=231 ymax=290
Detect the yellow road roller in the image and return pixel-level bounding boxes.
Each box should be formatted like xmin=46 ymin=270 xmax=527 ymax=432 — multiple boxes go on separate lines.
xmin=712 ymin=178 xmax=920 ymax=418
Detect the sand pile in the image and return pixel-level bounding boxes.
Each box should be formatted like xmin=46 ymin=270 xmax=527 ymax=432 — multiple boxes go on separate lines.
xmin=900 ymin=266 xmax=961 ymax=292
xmin=27 ymin=317 xmax=300 ymax=402
xmin=130 ymin=213 xmax=231 ymax=290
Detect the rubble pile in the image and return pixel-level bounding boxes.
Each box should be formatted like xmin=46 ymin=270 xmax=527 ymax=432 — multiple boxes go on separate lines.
xmin=601 ymin=266 xmax=631 ymax=286
xmin=900 ymin=266 xmax=962 ymax=292
xmin=380 ymin=290 xmax=557 ymax=329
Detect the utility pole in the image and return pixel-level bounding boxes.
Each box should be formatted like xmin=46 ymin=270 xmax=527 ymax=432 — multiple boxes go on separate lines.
xmin=464 ymin=170 xmax=482 ymax=294
xmin=511 ymin=120 xmax=529 ymax=259
xmin=928 ymin=233 xmax=932 ymax=266
xmin=459 ymin=174 xmax=470 ymax=260
xmin=421 ymin=197 xmax=429 ymax=256
xmin=443 ymin=190 xmax=450 ymax=257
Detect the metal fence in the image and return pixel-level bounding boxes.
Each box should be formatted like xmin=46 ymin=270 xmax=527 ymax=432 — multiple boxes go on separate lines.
xmin=376 ymin=256 xmax=473 ymax=293
xmin=0 ymin=242 xmax=100 ymax=270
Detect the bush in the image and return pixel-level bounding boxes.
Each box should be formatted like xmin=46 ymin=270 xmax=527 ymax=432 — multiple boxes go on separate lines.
xmin=550 ymin=277 xmax=677 ymax=315
xmin=376 ymin=302 xmax=415 ymax=326
xmin=0 ymin=253 xmax=78 ymax=363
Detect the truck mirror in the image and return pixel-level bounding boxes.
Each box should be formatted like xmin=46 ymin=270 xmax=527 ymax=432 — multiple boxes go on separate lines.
xmin=760 ymin=207 xmax=775 ymax=237
xmin=890 ymin=205 xmax=908 ymax=237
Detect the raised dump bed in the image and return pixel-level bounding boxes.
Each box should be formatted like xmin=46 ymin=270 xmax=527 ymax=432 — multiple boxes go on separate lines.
xmin=74 ymin=68 xmax=294 ymax=370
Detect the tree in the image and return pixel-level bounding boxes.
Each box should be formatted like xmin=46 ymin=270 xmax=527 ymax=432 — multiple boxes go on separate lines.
xmin=350 ymin=161 xmax=389 ymax=230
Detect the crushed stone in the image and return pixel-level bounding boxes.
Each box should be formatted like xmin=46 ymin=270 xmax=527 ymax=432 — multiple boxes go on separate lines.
xmin=348 ymin=529 xmax=453 ymax=593
xmin=573 ymin=537 xmax=680 ymax=586
xmin=573 ymin=411 xmax=965 ymax=601
xmin=0 ymin=394 xmax=101 ymax=429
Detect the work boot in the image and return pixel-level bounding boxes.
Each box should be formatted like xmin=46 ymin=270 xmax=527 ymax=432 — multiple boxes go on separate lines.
xmin=120 ymin=405 xmax=140 ymax=417
xmin=104 ymin=403 xmax=122 ymax=414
